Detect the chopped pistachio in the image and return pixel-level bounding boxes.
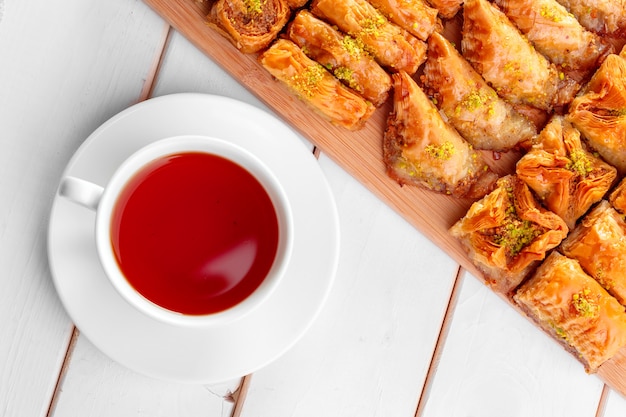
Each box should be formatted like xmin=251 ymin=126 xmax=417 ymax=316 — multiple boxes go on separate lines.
xmin=567 ymin=149 xmax=593 ymax=177
xmin=572 ymin=289 xmax=599 ymax=318
xmin=425 ymin=141 xmax=455 ymax=160
xmin=290 ymin=64 xmax=325 ymax=98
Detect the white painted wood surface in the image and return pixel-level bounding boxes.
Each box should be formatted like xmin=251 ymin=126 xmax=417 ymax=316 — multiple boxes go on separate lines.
xmin=2 ymin=0 xmax=626 ymax=416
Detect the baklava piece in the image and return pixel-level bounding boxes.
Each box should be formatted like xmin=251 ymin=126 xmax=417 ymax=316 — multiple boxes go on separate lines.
xmin=493 ymin=0 xmax=613 ymax=81
xmin=383 ymin=71 xmax=496 ymax=198
xmin=423 ymin=32 xmax=537 ymax=151
xmin=366 ymin=0 xmax=441 ymax=41
xmin=427 ymin=0 xmax=463 ymax=19
xmin=554 ymin=0 xmax=626 ymax=37
xmin=259 ymin=39 xmax=375 ymax=130
xmin=567 ymin=46 xmax=626 ymax=175
xmin=310 ymin=0 xmax=427 ymax=74
xmin=450 ymin=175 xmax=568 ymax=294
xmin=461 ymin=0 xmax=580 ymax=111
xmin=516 ymin=115 xmax=617 ymax=229
xmin=560 ymin=201 xmax=626 ymax=306
xmin=515 ymin=251 xmax=626 ymax=373
xmin=609 ymin=178 xmax=626 ymax=214
xmin=208 ymin=0 xmax=291 ymax=53
xmin=287 ymin=10 xmax=391 ymax=107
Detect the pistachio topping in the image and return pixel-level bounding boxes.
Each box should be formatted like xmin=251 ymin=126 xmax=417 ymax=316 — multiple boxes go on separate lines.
xmin=342 ymin=35 xmax=366 ymax=58
xmin=572 ymin=289 xmax=599 ymax=318
xmin=243 ymin=0 xmax=263 ymax=14
xmin=290 ymin=63 xmax=326 ymax=98
xmin=494 ymin=218 xmax=542 ymax=257
xmin=360 ymin=14 xmax=386 ymax=36
xmin=540 ymin=5 xmax=563 ymax=22
xmin=334 ymin=67 xmax=360 ymax=92
xmin=425 ymin=141 xmax=456 ymax=160
xmin=567 ymin=149 xmax=593 ymax=177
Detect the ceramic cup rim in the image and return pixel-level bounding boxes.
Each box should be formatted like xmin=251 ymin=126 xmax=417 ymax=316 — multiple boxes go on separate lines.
xmin=94 ymin=134 xmax=293 ymax=327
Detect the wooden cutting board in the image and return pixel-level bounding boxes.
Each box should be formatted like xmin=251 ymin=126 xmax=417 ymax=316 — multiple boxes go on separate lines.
xmin=143 ymin=0 xmax=626 ymax=396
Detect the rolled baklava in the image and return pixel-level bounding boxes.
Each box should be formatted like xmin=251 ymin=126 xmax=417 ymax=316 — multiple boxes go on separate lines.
xmin=208 ymin=0 xmax=291 ymax=53
xmin=259 ymin=39 xmax=375 ymax=130
xmin=515 ymin=251 xmax=626 ymax=373
xmin=287 ymin=10 xmax=391 ymax=107
xmin=310 ymin=0 xmax=427 ymax=74
xmin=366 ymin=0 xmax=441 ymax=41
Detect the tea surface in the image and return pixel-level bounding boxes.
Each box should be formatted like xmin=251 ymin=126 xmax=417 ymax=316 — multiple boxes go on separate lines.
xmin=110 ymin=152 xmax=280 ymax=315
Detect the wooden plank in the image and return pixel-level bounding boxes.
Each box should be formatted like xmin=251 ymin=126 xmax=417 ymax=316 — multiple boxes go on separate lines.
xmin=0 ymin=0 xmax=170 ymax=415
xmin=238 ymin=154 xmax=461 ymax=417
xmin=419 ymin=272 xmax=606 ymax=416
xmin=142 ymin=0 xmax=626 ymax=395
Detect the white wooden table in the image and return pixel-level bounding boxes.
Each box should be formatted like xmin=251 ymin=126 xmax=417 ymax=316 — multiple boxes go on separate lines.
xmin=2 ymin=1 xmax=626 ymax=416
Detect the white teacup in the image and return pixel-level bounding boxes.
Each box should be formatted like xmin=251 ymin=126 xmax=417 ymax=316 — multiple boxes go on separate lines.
xmin=59 ymin=135 xmax=293 ymax=327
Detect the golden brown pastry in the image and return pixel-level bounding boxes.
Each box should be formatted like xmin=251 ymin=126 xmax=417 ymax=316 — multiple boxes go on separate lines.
xmin=493 ymin=0 xmax=613 ymax=79
xmin=427 ymin=0 xmax=463 ymax=18
xmin=555 ymin=0 xmax=626 ymax=37
xmin=423 ymin=32 xmax=537 ymax=151
xmin=384 ymin=71 xmax=495 ymax=198
xmin=516 ymin=115 xmax=617 ymax=229
xmin=461 ymin=0 xmax=580 ymax=111
xmin=561 ymin=201 xmax=626 ymax=306
xmin=208 ymin=0 xmax=291 ymax=53
xmin=259 ymin=39 xmax=375 ymax=130
xmin=567 ymin=46 xmax=626 ymax=175
xmin=286 ymin=10 xmax=392 ymax=107
xmin=609 ymin=177 xmax=626 ymax=214
xmin=366 ymin=0 xmax=441 ymax=41
xmin=285 ymin=0 xmax=309 ymax=8
xmin=450 ymin=175 xmax=568 ymax=294
xmin=310 ymin=0 xmax=427 ymax=74
xmin=515 ymin=251 xmax=626 ymax=373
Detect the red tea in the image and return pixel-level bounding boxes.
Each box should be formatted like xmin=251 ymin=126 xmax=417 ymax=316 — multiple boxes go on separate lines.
xmin=110 ymin=152 xmax=280 ymax=315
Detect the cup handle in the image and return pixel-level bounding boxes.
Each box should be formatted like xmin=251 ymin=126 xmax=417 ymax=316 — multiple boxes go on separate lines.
xmin=58 ymin=176 xmax=104 ymax=211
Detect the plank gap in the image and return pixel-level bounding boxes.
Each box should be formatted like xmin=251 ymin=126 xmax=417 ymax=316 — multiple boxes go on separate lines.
xmin=138 ymin=22 xmax=172 ymax=102
xmin=45 ymin=327 xmax=80 ymax=417
xmin=414 ymin=266 xmax=465 ymax=417
xmin=230 ymin=374 xmax=252 ymax=417
xmin=595 ymin=385 xmax=610 ymax=417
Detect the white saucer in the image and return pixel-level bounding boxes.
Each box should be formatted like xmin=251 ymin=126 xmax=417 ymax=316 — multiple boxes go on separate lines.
xmin=47 ymin=93 xmax=340 ymax=384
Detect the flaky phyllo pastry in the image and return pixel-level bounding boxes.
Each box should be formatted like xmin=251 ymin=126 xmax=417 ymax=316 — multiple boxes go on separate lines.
xmin=450 ymin=175 xmax=568 ymax=294
xmin=609 ymin=177 xmax=626 ymax=214
xmin=310 ymin=0 xmax=427 ymax=74
xmin=383 ymin=71 xmax=496 ymax=198
xmin=259 ymin=39 xmax=375 ymax=130
xmin=287 ymin=10 xmax=391 ymax=107
xmin=461 ymin=0 xmax=580 ymax=111
xmin=366 ymin=0 xmax=441 ymax=41
xmin=555 ymin=0 xmax=626 ymax=37
xmin=514 ymin=251 xmax=626 ymax=373
xmin=516 ymin=115 xmax=617 ymax=229
xmin=568 ymin=46 xmax=626 ymax=175
xmin=427 ymin=0 xmax=463 ymax=18
xmin=493 ymin=0 xmax=613 ymax=80
xmin=561 ymin=201 xmax=626 ymax=306
xmin=423 ymin=32 xmax=537 ymax=151
xmin=208 ymin=0 xmax=291 ymax=53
